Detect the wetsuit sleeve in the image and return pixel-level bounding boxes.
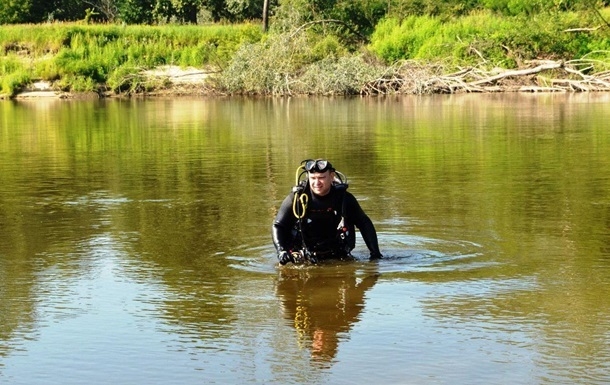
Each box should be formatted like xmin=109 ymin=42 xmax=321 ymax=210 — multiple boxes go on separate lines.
xmin=272 ymin=193 xmax=297 ymax=253
xmin=344 ymin=193 xmax=382 ymax=259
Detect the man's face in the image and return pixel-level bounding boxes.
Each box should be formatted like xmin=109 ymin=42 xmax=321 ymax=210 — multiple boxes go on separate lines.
xmin=308 ymin=171 xmax=333 ymax=196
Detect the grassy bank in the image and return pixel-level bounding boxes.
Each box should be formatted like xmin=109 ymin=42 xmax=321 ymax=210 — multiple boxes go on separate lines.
xmin=1 ymin=8 xmax=610 ymax=98
xmin=1 ymin=23 xmax=262 ymax=96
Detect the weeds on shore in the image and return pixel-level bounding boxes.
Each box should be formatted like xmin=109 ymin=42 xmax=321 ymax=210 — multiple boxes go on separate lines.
xmin=1 ymin=23 xmax=262 ymax=96
xmin=1 ymin=7 xmax=610 ymax=97
xmin=369 ymin=9 xmax=610 ymax=67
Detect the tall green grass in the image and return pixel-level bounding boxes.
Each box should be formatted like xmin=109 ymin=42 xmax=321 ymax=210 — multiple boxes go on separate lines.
xmin=1 ymin=56 xmax=31 ymax=95
xmin=369 ymin=9 xmax=610 ymax=68
xmin=0 ymin=23 xmax=263 ymax=96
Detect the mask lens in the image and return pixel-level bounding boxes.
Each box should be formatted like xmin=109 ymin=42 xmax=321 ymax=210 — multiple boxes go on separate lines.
xmin=304 ymin=159 xmax=330 ymax=172
xmin=305 ymin=160 xmax=316 ymax=171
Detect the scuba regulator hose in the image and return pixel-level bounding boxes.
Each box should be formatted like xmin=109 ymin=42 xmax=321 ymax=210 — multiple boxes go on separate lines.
xmin=291 ymin=164 xmax=312 ymax=263
xmin=291 ymin=160 xmax=348 ymax=218
xmin=292 ymin=164 xmax=308 ymax=219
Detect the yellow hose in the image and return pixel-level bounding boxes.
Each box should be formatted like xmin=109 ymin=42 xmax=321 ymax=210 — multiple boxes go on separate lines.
xmin=294 ymin=164 xmax=306 ymax=186
xmin=292 ymin=165 xmax=308 ymax=218
xmin=293 ymin=192 xmax=308 ymax=219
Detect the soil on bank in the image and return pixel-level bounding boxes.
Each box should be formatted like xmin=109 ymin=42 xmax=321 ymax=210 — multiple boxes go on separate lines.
xmin=7 ymin=60 xmax=610 ymax=99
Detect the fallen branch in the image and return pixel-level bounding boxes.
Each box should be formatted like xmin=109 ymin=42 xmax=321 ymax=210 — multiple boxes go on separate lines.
xmin=361 ymin=59 xmax=610 ymax=95
xmin=466 ymin=61 xmax=564 ymax=86
xmin=564 ymin=26 xmax=601 ymax=32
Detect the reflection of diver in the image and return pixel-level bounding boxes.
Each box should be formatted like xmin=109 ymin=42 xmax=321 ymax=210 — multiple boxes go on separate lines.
xmin=276 ymin=263 xmax=379 ymax=365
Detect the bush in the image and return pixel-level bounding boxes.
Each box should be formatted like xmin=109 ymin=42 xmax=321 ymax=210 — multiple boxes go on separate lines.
xmin=296 ymin=54 xmax=384 ymax=95
xmin=57 ymin=74 xmax=96 ymax=92
xmin=218 ymin=35 xmax=298 ymax=94
xmin=1 ymin=71 xmax=31 ymax=96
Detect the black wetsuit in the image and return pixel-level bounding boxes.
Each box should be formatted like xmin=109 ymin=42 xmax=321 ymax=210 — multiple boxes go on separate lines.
xmin=272 ymin=184 xmax=382 ymax=260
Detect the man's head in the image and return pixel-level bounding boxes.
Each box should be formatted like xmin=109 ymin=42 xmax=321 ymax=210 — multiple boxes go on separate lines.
xmin=305 ymin=159 xmax=335 ymax=196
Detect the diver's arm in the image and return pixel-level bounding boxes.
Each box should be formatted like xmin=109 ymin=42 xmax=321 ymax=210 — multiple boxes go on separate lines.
xmin=272 ymin=194 xmax=297 ymax=253
xmin=346 ymin=194 xmax=382 ymax=259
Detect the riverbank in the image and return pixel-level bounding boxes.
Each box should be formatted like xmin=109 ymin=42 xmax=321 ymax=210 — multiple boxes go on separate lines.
xmin=9 ymin=60 xmax=610 ymax=100
xmin=2 ymin=14 xmax=609 ymax=100
xmin=9 ymin=66 xmax=215 ymax=99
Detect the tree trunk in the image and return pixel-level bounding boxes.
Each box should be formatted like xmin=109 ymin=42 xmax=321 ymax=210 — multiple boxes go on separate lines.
xmin=263 ymin=0 xmax=269 ymax=32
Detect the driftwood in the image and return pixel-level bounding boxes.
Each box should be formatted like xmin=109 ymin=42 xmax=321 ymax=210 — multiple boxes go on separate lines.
xmin=361 ymin=59 xmax=610 ymax=95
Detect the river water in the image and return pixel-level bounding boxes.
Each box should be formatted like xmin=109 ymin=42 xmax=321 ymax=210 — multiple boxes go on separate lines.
xmin=1 ymin=94 xmax=609 ymax=384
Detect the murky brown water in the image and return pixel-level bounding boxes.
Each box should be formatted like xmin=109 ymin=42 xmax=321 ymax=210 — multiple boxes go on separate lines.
xmin=1 ymin=94 xmax=610 ymax=384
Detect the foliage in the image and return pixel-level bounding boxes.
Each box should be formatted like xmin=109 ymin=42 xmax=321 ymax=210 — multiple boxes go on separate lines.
xmin=0 ymin=0 xmax=33 ymax=24
xmin=106 ymin=65 xmax=157 ymax=93
xmin=1 ymin=67 xmax=31 ymax=97
xmin=385 ymin=0 xmax=480 ymax=18
xmin=0 ymin=23 xmax=262 ymax=94
xmin=0 ymin=54 xmax=35 ymax=97
xmin=295 ymin=54 xmax=385 ymax=95
xmin=480 ymin=0 xmax=604 ymax=16
xmin=0 ymin=0 xmax=89 ymax=23
xmin=270 ymin=0 xmax=389 ymax=39
xmin=118 ymin=0 xmax=155 ymax=23
xmin=56 ymin=74 xmax=97 ymax=92
xmin=217 ymin=33 xmax=302 ymax=94
xmin=2 ymin=3 xmax=610 ymax=96
xmin=225 ymin=0 xmax=264 ymax=21
xmin=369 ymin=16 xmax=442 ymax=62
xmin=369 ymin=9 xmax=610 ymax=68
xmin=2 ymin=0 xmax=609 ymax=32
xmin=217 ymin=28 xmax=384 ymax=95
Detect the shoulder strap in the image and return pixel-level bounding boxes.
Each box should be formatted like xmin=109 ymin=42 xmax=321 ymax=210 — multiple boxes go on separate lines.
xmin=333 ymin=183 xmax=348 ymax=218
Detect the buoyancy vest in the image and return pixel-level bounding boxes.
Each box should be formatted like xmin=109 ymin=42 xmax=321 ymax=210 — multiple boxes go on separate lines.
xmin=296 ymin=183 xmax=355 ymax=255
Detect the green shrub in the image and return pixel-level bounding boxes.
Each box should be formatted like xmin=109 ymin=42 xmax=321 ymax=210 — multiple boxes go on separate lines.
xmin=0 ymin=55 xmax=26 ymax=75
xmin=296 ymin=54 xmax=384 ymax=95
xmin=57 ymin=74 xmax=96 ymax=92
xmin=311 ymin=35 xmax=347 ymax=61
xmin=1 ymin=71 xmax=31 ymax=96
xmin=33 ymin=58 xmax=61 ymax=80
xmin=106 ymin=66 xmax=152 ymax=94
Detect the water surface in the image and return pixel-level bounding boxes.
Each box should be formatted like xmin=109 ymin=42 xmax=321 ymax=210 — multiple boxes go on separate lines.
xmin=1 ymin=94 xmax=610 ymax=384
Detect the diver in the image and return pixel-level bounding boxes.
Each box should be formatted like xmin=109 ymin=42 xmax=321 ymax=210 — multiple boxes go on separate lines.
xmin=272 ymin=159 xmax=383 ymax=265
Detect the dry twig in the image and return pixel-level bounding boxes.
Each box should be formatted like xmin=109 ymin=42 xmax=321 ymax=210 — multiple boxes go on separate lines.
xmin=361 ymin=59 xmax=610 ymax=95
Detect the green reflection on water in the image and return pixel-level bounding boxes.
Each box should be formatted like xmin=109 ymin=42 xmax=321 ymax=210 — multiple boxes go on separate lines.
xmin=1 ymin=94 xmax=610 ymax=384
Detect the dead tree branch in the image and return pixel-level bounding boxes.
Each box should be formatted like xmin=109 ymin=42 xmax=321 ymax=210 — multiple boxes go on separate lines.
xmin=361 ymin=59 xmax=610 ymax=95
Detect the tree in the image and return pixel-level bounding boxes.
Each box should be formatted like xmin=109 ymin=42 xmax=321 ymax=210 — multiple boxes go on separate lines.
xmin=116 ymin=0 xmax=153 ymax=23
xmin=0 ymin=0 xmax=34 ymax=23
xmin=83 ymin=0 xmax=118 ymax=21
xmin=169 ymin=0 xmax=202 ymax=23
xmin=263 ymin=0 xmax=270 ymax=30
xmin=226 ymin=0 xmax=264 ymax=20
